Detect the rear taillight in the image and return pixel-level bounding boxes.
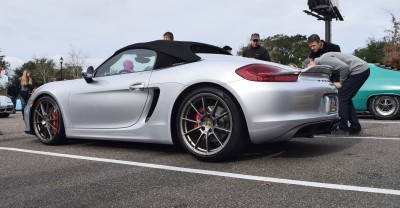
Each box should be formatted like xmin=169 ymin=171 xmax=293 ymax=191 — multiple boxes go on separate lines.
xmin=235 ymin=64 xmax=300 ymax=82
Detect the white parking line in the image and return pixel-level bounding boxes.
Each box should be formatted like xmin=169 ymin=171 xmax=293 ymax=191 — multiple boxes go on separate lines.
xmin=1 ymin=147 xmax=400 ymax=196
xmin=360 ymin=120 xmax=400 ymax=124
xmin=315 ymin=135 xmax=400 ymax=141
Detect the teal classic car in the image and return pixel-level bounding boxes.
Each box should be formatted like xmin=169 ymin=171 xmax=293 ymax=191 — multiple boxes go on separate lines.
xmin=353 ymin=64 xmax=400 ymax=120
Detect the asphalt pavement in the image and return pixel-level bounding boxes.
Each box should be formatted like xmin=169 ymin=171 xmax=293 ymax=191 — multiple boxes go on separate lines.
xmin=1 ymin=113 xmax=399 ymax=207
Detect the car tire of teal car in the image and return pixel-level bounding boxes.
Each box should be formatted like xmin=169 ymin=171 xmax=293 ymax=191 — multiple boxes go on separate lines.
xmin=368 ymin=96 xmax=400 ymax=120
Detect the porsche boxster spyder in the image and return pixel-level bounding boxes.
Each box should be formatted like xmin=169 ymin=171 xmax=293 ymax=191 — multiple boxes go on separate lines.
xmin=24 ymin=40 xmax=339 ymax=161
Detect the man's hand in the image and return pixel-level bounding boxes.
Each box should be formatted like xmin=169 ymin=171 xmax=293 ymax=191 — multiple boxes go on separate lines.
xmin=333 ymin=82 xmax=342 ymax=88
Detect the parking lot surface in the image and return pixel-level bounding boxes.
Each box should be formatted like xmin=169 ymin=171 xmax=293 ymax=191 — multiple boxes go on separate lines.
xmin=1 ymin=114 xmax=399 ymax=207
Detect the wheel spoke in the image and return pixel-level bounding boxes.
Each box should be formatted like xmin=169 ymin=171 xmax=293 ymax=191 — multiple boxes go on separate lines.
xmin=194 ymin=133 xmax=204 ymax=149
xmin=45 ymin=124 xmax=53 ymax=139
xmin=45 ymin=101 xmax=50 ymax=115
xmin=213 ymin=111 xmax=229 ymax=121
xmin=201 ymin=96 xmax=206 ymax=115
xmin=40 ymin=103 xmax=46 ymax=116
xmin=205 ymin=133 xmax=209 ymax=153
xmin=184 ymin=126 xmax=202 ymax=135
xmin=211 ymin=132 xmax=224 ymax=146
xmin=189 ymin=101 xmax=202 ymax=116
xmin=211 ymin=100 xmax=219 ymax=116
xmin=34 ymin=109 xmax=44 ymax=119
xmin=181 ymin=117 xmax=199 ymax=124
xmin=214 ymin=125 xmax=231 ymax=133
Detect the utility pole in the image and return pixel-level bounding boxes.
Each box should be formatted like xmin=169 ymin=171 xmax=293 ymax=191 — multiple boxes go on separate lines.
xmin=303 ymin=0 xmax=343 ymax=42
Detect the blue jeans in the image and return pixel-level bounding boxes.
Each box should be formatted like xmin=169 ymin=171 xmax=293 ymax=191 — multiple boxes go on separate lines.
xmin=338 ymin=69 xmax=370 ymax=130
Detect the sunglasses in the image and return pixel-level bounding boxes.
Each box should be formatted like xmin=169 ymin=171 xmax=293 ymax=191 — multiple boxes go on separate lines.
xmin=252 ymin=39 xmax=259 ymax=42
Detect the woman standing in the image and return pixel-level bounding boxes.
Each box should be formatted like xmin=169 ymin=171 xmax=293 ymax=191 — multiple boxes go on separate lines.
xmin=19 ymin=70 xmax=34 ymax=117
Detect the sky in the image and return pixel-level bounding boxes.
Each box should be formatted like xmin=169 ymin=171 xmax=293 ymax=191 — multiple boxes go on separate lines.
xmin=1 ymin=0 xmax=400 ymax=84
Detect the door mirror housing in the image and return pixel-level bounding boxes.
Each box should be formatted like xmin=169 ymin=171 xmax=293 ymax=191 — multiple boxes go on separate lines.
xmin=82 ymin=66 xmax=94 ymax=83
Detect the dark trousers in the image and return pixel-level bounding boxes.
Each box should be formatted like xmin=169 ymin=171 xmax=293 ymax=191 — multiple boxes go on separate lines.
xmin=338 ymin=69 xmax=370 ymax=130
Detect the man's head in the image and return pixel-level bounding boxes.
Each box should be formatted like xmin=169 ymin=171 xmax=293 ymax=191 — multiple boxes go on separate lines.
xmin=250 ymin=33 xmax=260 ymax=47
xmin=301 ymin=58 xmax=316 ymax=69
xmin=123 ymin=60 xmax=134 ymax=72
xmin=163 ymin=32 xmax=174 ymax=41
xmin=307 ymin=34 xmax=322 ymax=52
xmin=223 ymin=45 xmax=232 ymax=54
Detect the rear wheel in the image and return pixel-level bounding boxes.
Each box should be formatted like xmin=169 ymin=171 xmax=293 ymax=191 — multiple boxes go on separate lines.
xmin=176 ymin=87 xmax=247 ymax=161
xmin=368 ymin=96 xmax=400 ymax=120
xmin=32 ymin=96 xmax=67 ymax=144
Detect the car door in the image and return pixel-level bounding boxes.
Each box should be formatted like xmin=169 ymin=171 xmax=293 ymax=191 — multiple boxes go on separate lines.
xmin=68 ymin=49 xmax=157 ymax=129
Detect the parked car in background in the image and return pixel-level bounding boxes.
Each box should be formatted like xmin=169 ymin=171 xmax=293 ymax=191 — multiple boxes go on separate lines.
xmin=354 ymin=64 xmax=400 ymax=120
xmin=24 ymin=40 xmax=339 ymax=161
xmin=0 ymin=95 xmax=14 ymax=118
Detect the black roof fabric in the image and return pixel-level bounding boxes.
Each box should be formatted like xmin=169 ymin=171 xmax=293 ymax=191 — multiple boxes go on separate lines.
xmin=114 ymin=40 xmax=231 ymax=63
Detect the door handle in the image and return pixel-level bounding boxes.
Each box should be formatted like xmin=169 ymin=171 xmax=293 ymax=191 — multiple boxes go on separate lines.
xmin=129 ymin=82 xmax=145 ymax=91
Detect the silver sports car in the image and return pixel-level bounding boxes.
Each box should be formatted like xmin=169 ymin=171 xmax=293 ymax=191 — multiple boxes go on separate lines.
xmin=24 ymin=40 xmax=339 ymax=161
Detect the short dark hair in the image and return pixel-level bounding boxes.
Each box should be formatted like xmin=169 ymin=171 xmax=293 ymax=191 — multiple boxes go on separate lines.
xmin=307 ymin=34 xmax=320 ymax=43
xmin=223 ymin=45 xmax=232 ymax=51
xmin=163 ymin=32 xmax=174 ymax=40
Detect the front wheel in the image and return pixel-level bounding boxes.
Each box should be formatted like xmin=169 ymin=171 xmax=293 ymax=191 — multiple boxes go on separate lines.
xmin=0 ymin=113 xmax=10 ymax=118
xmin=176 ymin=87 xmax=247 ymax=161
xmin=368 ymin=96 xmax=400 ymax=120
xmin=32 ymin=96 xmax=67 ymax=144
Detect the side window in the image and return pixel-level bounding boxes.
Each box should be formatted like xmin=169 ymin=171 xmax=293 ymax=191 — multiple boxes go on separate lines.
xmin=95 ymin=49 xmax=157 ymax=77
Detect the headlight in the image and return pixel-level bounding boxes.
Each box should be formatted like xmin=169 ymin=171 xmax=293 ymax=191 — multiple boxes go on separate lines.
xmin=5 ymin=97 xmax=12 ymax=103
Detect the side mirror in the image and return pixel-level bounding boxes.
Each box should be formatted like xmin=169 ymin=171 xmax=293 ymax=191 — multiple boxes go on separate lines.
xmin=82 ymin=66 xmax=94 ymax=83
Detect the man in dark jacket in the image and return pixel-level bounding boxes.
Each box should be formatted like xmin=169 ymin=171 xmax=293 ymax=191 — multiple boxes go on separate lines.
xmin=7 ymin=82 xmax=19 ymax=114
xmin=242 ymin=33 xmax=271 ymax=61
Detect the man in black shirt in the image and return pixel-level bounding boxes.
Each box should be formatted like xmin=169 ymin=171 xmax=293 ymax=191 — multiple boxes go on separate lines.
xmin=307 ymin=34 xmax=341 ymax=59
xmin=242 ymin=33 xmax=271 ymax=61
xmin=307 ymin=34 xmax=341 ymax=81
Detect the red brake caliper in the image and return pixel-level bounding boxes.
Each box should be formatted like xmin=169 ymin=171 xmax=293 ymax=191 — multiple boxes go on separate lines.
xmin=193 ymin=107 xmax=204 ymax=128
xmin=51 ymin=111 xmax=58 ymax=133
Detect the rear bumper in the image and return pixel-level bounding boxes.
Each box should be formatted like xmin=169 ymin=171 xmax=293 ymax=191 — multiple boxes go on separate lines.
xmin=293 ymin=117 xmax=340 ymax=137
xmin=251 ymin=117 xmax=340 ymax=143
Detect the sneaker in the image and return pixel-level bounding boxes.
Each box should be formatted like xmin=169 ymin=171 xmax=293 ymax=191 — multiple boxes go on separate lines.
xmin=349 ymin=127 xmax=362 ymax=135
xmin=330 ymin=128 xmax=349 ymax=137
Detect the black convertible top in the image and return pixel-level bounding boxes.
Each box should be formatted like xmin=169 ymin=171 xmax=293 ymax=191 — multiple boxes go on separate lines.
xmin=115 ymin=40 xmax=231 ymax=63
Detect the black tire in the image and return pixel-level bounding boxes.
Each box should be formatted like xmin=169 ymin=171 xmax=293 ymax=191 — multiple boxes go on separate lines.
xmin=175 ymin=87 xmax=247 ymax=161
xmin=368 ymin=96 xmax=400 ymax=120
xmin=32 ymin=96 xmax=67 ymax=144
xmin=0 ymin=113 xmax=10 ymax=118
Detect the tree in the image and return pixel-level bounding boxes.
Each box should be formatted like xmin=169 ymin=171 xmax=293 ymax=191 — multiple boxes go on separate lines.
xmin=237 ymin=34 xmax=310 ymax=67
xmin=0 ymin=50 xmax=11 ymax=79
xmin=353 ymin=38 xmax=385 ymax=63
xmin=11 ymin=57 xmax=57 ymax=88
xmin=383 ymin=11 xmax=400 ymax=68
xmin=0 ymin=50 xmax=12 ymax=95
xmin=33 ymin=57 xmax=57 ymax=85
xmin=65 ymin=46 xmax=88 ymax=79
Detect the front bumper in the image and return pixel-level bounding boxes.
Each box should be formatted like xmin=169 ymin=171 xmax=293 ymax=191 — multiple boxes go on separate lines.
xmin=0 ymin=105 xmax=14 ymax=114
